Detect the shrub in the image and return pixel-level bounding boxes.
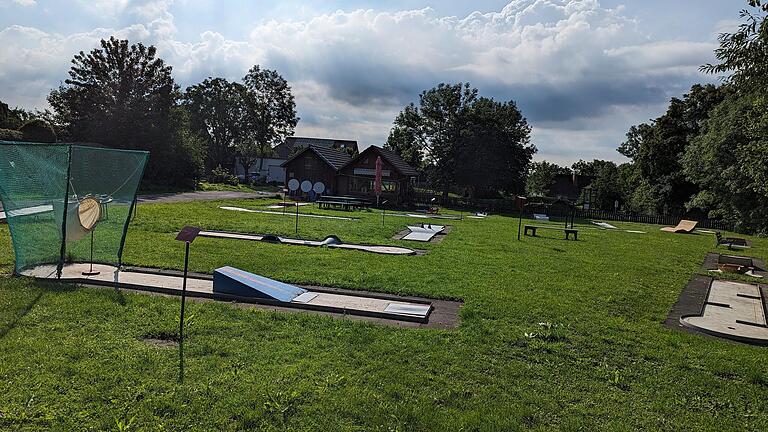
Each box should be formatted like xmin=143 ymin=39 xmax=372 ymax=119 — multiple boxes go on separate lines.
xmin=0 ymin=128 xmax=23 ymax=142
xmin=19 ymin=119 xmax=56 ymax=143
xmin=209 ymin=165 xmax=239 ymax=185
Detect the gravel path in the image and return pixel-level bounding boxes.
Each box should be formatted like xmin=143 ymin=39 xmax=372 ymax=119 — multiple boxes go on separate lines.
xmin=137 ymin=190 xmax=278 ymax=204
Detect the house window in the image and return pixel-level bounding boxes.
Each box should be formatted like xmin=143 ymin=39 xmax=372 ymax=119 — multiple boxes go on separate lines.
xmin=349 ymin=178 xmax=397 ymax=194
xmin=382 ymin=181 xmax=397 ymax=193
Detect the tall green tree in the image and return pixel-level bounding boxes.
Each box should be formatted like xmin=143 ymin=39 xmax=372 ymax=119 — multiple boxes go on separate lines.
xmin=617 ymin=84 xmax=725 ymax=212
xmin=388 ymin=82 xmax=534 ymax=197
xmin=525 ymin=161 xmax=570 ymax=196
xmin=385 ymin=104 xmax=424 ymax=170
xmin=683 ymin=1 xmax=768 ymax=233
xmin=239 ymin=66 xmax=298 ymax=180
xmin=455 ymin=97 xmax=534 ymax=197
xmin=48 ymin=37 xmax=202 ymax=187
xmin=183 ymin=78 xmax=245 ymax=173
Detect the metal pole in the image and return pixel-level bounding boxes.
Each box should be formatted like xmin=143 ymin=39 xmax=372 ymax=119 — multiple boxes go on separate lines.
xmin=518 ymin=212 xmax=522 ymax=241
xmin=89 ymin=231 xmax=94 ymax=273
xmin=179 ymin=240 xmax=189 ymax=383
xmin=295 ymin=203 xmax=299 ymax=235
xmin=82 ymin=230 xmax=100 ymax=276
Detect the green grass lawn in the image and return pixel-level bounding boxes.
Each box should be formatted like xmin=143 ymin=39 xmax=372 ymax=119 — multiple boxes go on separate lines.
xmin=1 ymin=198 xmax=767 ymax=431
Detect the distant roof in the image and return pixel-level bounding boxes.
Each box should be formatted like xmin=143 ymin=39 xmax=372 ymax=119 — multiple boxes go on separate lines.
xmin=375 ymin=146 xmax=419 ymax=176
xmin=281 ymin=144 xmax=352 ymax=171
xmin=275 ymin=136 xmax=358 ymax=159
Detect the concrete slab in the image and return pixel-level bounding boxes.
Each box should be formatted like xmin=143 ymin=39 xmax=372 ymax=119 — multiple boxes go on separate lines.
xmin=681 ymin=279 xmax=768 ymax=345
xmin=6 ymin=204 xmax=54 ymax=217
xmin=591 ymin=221 xmax=618 ymax=229
xmin=402 ymin=225 xmax=445 ymax=242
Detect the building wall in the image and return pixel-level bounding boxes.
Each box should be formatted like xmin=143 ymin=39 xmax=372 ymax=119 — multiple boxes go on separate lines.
xmin=337 ymin=151 xmax=413 ymax=203
xmin=234 ymin=157 xmax=286 ymax=183
xmin=283 ymin=152 xmax=338 ymax=197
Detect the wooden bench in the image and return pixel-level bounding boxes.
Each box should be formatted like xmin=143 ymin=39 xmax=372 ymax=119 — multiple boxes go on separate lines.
xmin=524 ymin=225 xmax=579 ymax=241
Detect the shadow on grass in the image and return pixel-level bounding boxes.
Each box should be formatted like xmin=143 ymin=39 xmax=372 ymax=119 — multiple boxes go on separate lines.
xmin=0 ymin=289 xmax=44 ymax=340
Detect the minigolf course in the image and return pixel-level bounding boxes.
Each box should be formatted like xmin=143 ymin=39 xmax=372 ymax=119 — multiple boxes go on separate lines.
xmin=198 ymin=230 xmax=416 ymax=255
xmin=681 ymin=279 xmax=768 ymax=345
xmin=22 ymin=263 xmax=442 ymax=323
xmin=213 ymin=266 xmax=432 ymax=320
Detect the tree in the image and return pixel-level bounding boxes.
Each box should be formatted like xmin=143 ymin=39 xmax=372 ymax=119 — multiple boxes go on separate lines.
xmin=571 ymin=159 xmax=616 ymax=178
xmin=183 ymin=78 xmax=245 ymax=173
xmin=586 ymin=162 xmax=624 ymax=210
xmin=388 ymin=82 xmax=534 ymax=197
xmin=526 ymin=161 xmax=570 ymax=196
xmin=702 ymin=1 xmax=768 ymax=89
xmin=48 ymin=37 xmax=202 ymax=187
xmin=683 ymin=2 xmax=768 ymax=233
xmin=19 ymin=118 xmax=56 ymax=143
xmin=385 ymin=104 xmax=424 ymax=169
xmin=617 ymin=84 xmax=725 ymax=212
xmin=418 ymin=83 xmax=477 ymax=194
xmin=455 ymin=97 xmax=534 ymax=197
xmin=239 ymin=66 xmax=298 ymax=181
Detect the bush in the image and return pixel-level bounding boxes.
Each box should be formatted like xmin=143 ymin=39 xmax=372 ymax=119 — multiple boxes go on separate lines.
xmin=0 ymin=128 xmax=23 ymax=141
xmin=19 ymin=119 xmax=56 ymax=143
xmin=209 ymin=165 xmax=239 ymax=185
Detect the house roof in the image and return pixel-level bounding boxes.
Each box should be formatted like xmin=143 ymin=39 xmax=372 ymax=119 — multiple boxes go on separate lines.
xmin=275 ymin=136 xmax=358 ymax=159
xmin=343 ymin=145 xmax=419 ymax=176
xmin=280 ymin=144 xmax=352 ymax=171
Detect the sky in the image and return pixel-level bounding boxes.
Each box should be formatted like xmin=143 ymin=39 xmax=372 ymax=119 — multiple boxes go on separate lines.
xmin=0 ymin=0 xmax=744 ymax=164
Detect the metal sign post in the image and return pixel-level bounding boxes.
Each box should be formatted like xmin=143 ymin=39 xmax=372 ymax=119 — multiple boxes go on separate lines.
xmin=175 ymin=225 xmax=200 ymax=383
xmin=381 ymin=200 xmax=388 ymax=227
xmin=295 ymin=202 xmax=299 ymax=235
xmin=516 ymin=196 xmax=527 ymax=241
xmin=81 ymin=230 xmax=100 ymax=276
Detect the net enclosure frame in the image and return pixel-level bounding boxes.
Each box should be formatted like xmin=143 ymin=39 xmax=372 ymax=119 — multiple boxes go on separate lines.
xmin=0 ymin=141 xmax=148 ymax=276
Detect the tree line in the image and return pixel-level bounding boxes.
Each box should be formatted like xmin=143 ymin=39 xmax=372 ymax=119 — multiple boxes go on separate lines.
xmin=1 ymin=37 xmax=298 ymax=189
xmin=526 ymin=1 xmax=768 ymax=234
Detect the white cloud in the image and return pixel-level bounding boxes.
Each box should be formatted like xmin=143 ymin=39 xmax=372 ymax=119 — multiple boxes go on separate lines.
xmin=11 ymin=0 xmax=37 ymax=6
xmin=0 ymin=0 xmax=719 ymax=163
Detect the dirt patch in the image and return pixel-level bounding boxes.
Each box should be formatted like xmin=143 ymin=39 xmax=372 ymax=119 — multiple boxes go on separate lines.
xmin=141 ymin=334 xmax=179 ymax=348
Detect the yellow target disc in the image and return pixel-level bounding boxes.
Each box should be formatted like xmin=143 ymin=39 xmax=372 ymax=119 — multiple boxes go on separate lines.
xmin=78 ymin=197 xmax=101 ymax=230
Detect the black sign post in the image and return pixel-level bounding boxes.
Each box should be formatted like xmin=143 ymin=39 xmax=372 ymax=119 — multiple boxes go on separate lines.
xmin=516 ymin=196 xmax=527 ymax=241
xmin=175 ymin=226 xmax=200 ymax=383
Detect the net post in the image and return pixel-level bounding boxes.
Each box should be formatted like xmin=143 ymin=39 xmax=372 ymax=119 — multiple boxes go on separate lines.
xmin=57 ymin=144 xmax=73 ymax=279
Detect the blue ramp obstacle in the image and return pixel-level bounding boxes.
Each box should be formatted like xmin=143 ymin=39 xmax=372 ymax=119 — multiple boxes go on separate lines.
xmin=213 ymin=266 xmax=307 ymax=302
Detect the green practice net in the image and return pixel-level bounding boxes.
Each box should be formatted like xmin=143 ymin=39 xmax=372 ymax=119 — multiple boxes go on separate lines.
xmin=0 ymin=142 xmax=148 ymax=274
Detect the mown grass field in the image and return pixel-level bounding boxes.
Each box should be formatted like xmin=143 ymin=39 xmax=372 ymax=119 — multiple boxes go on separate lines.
xmin=1 ymin=198 xmax=767 ymax=431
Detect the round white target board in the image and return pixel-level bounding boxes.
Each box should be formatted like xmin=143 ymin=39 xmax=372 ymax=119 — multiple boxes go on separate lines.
xmin=288 ymin=179 xmax=300 ymax=191
xmin=300 ymin=180 xmax=312 ymax=193
xmin=313 ymin=182 xmax=326 ymax=194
